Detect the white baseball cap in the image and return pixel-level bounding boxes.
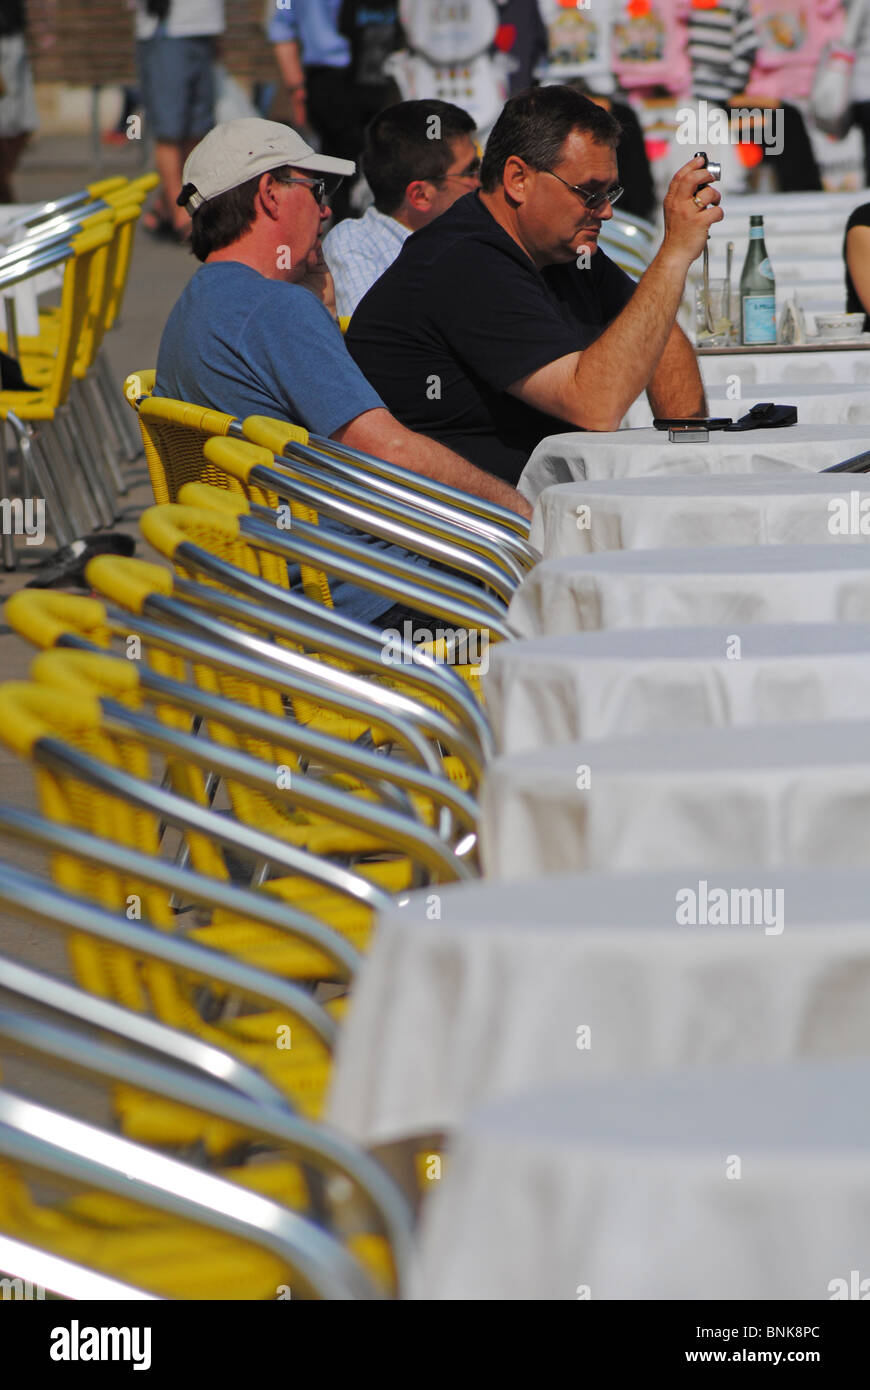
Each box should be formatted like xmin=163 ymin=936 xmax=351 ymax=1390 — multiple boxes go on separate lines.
xmin=178 ymin=118 xmax=356 ymax=213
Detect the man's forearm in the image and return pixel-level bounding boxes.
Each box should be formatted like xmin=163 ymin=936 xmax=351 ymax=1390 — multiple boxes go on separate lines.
xmin=386 ymin=432 xmax=532 ymax=519
xmin=274 ymin=40 xmax=305 ymax=89
xmin=646 ymin=323 xmax=707 ymax=419
xmin=334 ymin=411 xmax=532 ymax=518
xmin=574 ymin=247 xmax=693 ymax=429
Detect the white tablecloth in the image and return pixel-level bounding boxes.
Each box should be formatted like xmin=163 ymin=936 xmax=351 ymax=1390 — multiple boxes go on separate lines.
xmin=481 ymin=720 xmax=870 ymax=880
xmin=485 ymin=623 xmax=870 ymax=754
xmin=518 ymin=424 xmax=866 ymax=502
xmin=529 ymin=473 xmax=870 ymax=560
xmin=328 ymin=870 xmax=870 ymax=1148
xmin=508 ymin=543 xmax=870 ymax=638
xmin=624 ymin=380 xmax=870 ymax=430
xmin=699 ymin=348 xmax=870 ymax=386
xmin=411 ymin=1060 xmax=870 ymax=1299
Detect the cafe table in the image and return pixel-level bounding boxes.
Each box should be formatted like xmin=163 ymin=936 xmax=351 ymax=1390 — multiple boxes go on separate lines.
xmin=518 ymin=423 xmax=868 ymax=503
xmin=484 ymin=622 xmax=870 ymax=754
xmin=698 ymin=339 xmax=870 ymax=387
xmin=480 ymin=719 xmax=870 ymax=880
xmin=623 ymin=379 xmax=870 ymax=430
xmin=409 ymin=1059 xmax=870 ymax=1299
xmin=528 ymin=473 xmax=870 ymax=560
xmin=327 ymin=868 xmax=870 ymax=1152
xmin=507 ymin=543 xmax=870 ymax=638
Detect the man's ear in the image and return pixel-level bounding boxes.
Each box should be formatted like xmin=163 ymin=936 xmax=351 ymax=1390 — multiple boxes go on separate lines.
xmin=502 ymin=155 xmax=530 ymax=205
xmin=404 ymin=179 xmax=436 ymax=214
xmin=257 ymin=170 xmax=283 ymax=218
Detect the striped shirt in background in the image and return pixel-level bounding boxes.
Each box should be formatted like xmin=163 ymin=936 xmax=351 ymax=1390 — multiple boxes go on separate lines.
xmin=688 ymin=0 xmax=759 ymax=104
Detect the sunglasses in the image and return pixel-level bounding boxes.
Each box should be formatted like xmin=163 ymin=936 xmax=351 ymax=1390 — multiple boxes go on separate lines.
xmin=274 ymin=174 xmax=342 ymax=206
xmin=541 ymin=168 xmax=624 ymax=210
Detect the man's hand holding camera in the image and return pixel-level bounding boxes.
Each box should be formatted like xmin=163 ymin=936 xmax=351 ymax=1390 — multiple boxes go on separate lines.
xmin=661 ymin=154 xmax=725 ymax=269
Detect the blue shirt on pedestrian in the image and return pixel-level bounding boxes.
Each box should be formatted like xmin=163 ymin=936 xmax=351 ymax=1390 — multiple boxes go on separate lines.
xmin=267 ymin=0 xmax=349 ymax=67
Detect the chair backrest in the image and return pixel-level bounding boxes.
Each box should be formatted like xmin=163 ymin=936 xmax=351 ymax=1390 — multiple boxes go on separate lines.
xmin=133 ymin=504 xmax=497 ymax=772
xmin=6 ymin=572 xmax=490 ymax=775
xmin=123 ymin=367 xmax=156 ymax=404
xmin=136 ymin=395 xmax=238 ymax=505
xmin=30 ymin=647 xmax=470 ymax=884
xmin=81 ymin=201 xmax=142 ymax=363
xmin=43 ymin=222 xmax=116 ymax=411
xmin=0 ymin=914 xmax=412 ymax=1293
xmin=243 ymin=412 xmax=535 ymax=552
xmin=0 ymin=797 xmax=361 ymax=985
xmin=206 ymin=436 xmax=524 ymax=596
xmin=0 ymin=673 xmax=397 ymax=917
xmin=172 ymin=480 xmax=513 ymax=634
xmin=0 ymin=1088 xmax=383 ymax=1299
xmin=102 ymin=177 xmax=160 ymax=332
xmin=136 ymin=395 xmax=330 ymax=604
xmin=0 ymin=680 xmax=363 ymax=1088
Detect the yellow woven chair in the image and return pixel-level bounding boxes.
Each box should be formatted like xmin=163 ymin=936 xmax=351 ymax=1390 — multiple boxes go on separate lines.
xmin=0 ymin=676 xmax=353 ymax=1131
xmin=0 ymin=1106 xmax=394 ymax=1298
xmin=0 ymin=985 xmax=405 ymax=1295
xmin=14 ymin=202 xmax=146 ymax=498
xmin=5 ymin=598 xmax=467 ymax=899
xmin=35 ymin=642 xmax=450 ymax=882
xmin=0 ymin=221 xmax=119 ymax=536
xmin=199 ymin=435 xmax=502 ymax=705
xmin=3 ymin=588 xmax=478 ymax=984
xmin=0 ymin=1152 xmax=303 ymax=1299
xmin=0 ymin=913 xmax=408 ymax=1296
xmin=129 ymin=393 xmax=333 ymax=607
xmin=12 ymin=641 xmax=397 ymax=938
xmin=135 ymin=394 xmax=238 ymax=505
xmin=179 ymin=465 xmax=493 ymax=717
xmin=125 ymin=505 xmax=489 ymax=792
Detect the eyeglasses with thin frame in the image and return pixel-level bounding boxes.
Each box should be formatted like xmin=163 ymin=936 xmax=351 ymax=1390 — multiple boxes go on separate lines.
xmin=439 ymin=157 xmax=482 ymax=185
xmin=540 ymin=167 xmax=624 ymax=210
xmin=273 ymin=174 xmax=339 ymax=206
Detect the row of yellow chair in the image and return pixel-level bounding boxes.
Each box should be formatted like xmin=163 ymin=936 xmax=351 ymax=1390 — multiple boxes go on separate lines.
xmin=0 ymin=173 xmax=158 ymax=565
xmin=0 ymin=363 xmax=538 ymax=1297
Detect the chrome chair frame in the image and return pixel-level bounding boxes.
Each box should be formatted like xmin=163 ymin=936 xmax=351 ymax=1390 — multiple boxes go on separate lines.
xmin=200 ymin=442 xmax=516 ymax=600
xmin=246 ymin=425 xmax=541 ymax=570
xmin=46 ymin=638 xmax=478 ymax=843
xmin=81 ymin=585 xmax=490 ymax=783
xmin=0 ymin=1231 xmax=160 ymax=1299
xmin=0 ymin=802 xmax=361 ymax=982
xmin=0 ymin=955 xmax=289 ymax=1112
xmin=164 ymin=499 xmax=513 ymax=640
xmin=0 ymin=1005 xmax=412 ymax=1273
xmin=44 ymin=692 xmax=474 ymax=885
xmin=0 ymin=1090 xmax=382 ymax=1300
xmin=0 ymin=858 xmax=341 ymax=1049
xmin=218 ymin=441 xmax=528 ymax=590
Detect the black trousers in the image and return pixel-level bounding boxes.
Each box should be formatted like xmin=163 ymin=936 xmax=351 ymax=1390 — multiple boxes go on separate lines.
xmin=852 ymin=100 xmax=870 ymax=186
xmin=305 ymin=64 xmax=363 ymax=224
xmin=757 ymin=102 xmax=822 ymax=193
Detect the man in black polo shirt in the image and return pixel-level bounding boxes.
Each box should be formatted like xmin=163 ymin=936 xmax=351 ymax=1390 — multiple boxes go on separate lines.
xmin=346 ymin=85 xmax=721 ymax=485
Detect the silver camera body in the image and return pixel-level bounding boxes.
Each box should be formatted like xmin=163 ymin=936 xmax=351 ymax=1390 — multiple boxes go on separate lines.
xmin=693 ymin=150 xmax=722 ymax=184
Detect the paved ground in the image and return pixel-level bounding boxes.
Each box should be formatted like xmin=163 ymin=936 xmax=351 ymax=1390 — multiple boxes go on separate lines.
xmin=0 ymin=134 xmax=199 ymax=1117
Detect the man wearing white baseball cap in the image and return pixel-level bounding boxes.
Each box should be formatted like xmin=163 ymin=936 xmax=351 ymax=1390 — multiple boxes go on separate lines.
xmin=156 ymin=118 xmax=531 ymax=626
